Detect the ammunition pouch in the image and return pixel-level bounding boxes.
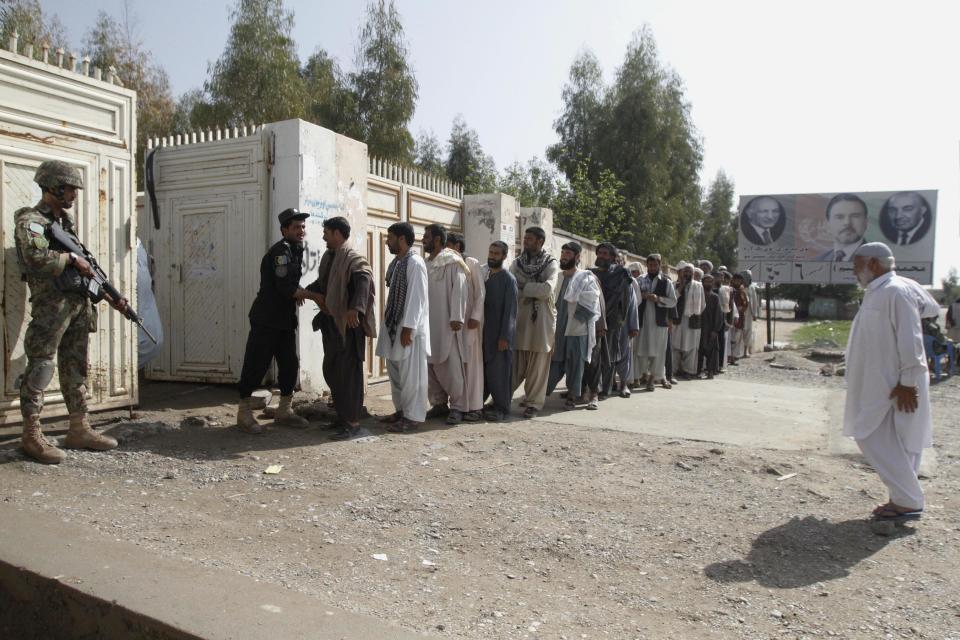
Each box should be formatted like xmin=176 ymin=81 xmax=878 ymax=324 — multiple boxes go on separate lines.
xmin=53 ymin=265 xmax=102 ymax=302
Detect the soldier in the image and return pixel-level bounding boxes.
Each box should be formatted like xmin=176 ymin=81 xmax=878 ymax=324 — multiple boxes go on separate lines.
xmin=235 ymin=208 xmax=312 ymax=433
xmin=14 ymin=160 xmax=129 ymax=464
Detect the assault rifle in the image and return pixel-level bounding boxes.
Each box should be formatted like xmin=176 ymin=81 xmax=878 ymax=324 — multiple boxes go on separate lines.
xmin=49 ymin=222 xmax=158 ymax=344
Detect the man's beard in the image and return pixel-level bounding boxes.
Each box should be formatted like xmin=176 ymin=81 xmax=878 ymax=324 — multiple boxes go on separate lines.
xmin=855 ymin=267 xmax=873 ymax=288
xmin=559 ymin=258 xmax=576 ymax=270
xmin=487 ymin=258 xmax=503 ymax=269
xmin=595 ymin=258 xmax=611 ymax=269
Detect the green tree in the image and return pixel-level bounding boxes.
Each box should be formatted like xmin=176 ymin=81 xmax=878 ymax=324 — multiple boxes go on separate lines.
xmin=83 ymin=7 xmax=175 ymax=169
xmin=198 ymin=0 xmax=306 ymax=128
xmin=302 ymin=48 xmax=356 ymax=134
xmin=0 ymin=0 xmax=67 ymax=56
xmin=547 ymin=50 xmax=605 ymax=181
xmin=549 ymin=27 xmax=703 ymax=259
xmin=498 ymin=157 xmax=559 ymax=207
xmin=445 ymin=115 xmax=498 ymax=194
xmin=349 ymin=0 xmax=418 ymax=161
xmin=941 ymin=267 xmax=959 ymax=302
xmin=692 ymin=170 xmax=737 ymax=269
xmin=552 ymin=159 xmax=630 ymax=245
xmin=413 ymin=130 xmax=444 ymax=174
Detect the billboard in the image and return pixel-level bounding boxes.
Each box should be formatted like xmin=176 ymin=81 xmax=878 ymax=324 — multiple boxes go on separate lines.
xmin=737 ymin=190 xmax=936 ymax=284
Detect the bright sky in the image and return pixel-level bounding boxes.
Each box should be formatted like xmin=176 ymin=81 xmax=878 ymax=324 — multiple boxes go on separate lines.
xmin=45 ymin=0 xmax=959 ymax=282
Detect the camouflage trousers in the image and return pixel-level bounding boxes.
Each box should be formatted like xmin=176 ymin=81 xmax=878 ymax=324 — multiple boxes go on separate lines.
xmin=20 ymin=292 xmax=93 ymax=418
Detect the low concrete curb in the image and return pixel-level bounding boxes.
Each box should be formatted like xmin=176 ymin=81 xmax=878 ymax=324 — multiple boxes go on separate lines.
xmin=0 ymin=503 xmax=427 ymax=639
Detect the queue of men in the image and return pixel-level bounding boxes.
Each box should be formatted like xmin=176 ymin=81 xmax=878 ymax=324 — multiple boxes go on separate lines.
xmin=233 ymin=218 xmax=774 ymax=442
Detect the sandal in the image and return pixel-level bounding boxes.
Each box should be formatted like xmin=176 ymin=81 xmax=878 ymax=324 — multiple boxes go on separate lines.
xmin=523 ymin=406 xmax=539 ymax=419
xmin=873 ymin=503 xmax=923 ymax=520
xmin=379 ymin=412 xmax=403 ymax=424
xmin=386 ymin=419 xmax=419 ymax=433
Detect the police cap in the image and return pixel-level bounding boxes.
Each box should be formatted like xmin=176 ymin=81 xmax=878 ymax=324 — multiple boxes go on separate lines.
xmin=278 ymin=208 xmax=309 ymax=225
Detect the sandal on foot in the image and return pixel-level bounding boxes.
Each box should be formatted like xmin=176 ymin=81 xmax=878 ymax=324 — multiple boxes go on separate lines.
xmin=386 ymin=419 xmax=419 ymax=433
xmin=522 ymin=406 xmax=539 ymax=419
xmin=379 ymin=412 xmax=403 ymax=424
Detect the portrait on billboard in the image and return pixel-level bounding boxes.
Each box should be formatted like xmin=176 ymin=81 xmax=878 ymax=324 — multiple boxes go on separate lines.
xmin=879 ymin=191 xmax=932 ymax=246
xmin=737 ymin=189 xmax=936 ymax=284
xmin=817 ymin=193 xmax=868 ymax=262
xmin=739 ymin=196 xmax=786 ymax=246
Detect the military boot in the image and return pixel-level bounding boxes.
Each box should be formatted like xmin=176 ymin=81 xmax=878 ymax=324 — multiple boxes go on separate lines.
xmin=21 ymin=414 xmax=65 ymax=465
xmin=64 ymin=414 xmax=118 ymax=451
xmin=274 ymin=395 xmax=309 ymax=428
xmin=237 ymin=397 xmax=264 ymax=434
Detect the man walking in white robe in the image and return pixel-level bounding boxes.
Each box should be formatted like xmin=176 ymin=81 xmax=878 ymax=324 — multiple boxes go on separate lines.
xmin=845 ymin=242 xmax=932 ymax=519
xmin=671 ymin=261 xmax=705 ymax=378
xmin=376 ymin=222 xmax=430 ymax=433
xmin=745 ymin=270 xmax=761 ymax=355
xmin=422 ymin=224 xmax=469 ymax=425
xmin=447 ymin=233 xmax=485 ymax=421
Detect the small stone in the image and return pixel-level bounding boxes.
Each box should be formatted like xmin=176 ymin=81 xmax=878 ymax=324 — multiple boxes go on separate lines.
xmin=676 ymin=461 xmax=694 ymax=471
xmin=771 ymin=609 xmax=783 ymax=619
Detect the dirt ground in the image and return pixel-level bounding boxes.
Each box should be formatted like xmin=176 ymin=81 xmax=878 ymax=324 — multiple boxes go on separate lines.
xmin=1 ymin=353 xmax=958 ymax=640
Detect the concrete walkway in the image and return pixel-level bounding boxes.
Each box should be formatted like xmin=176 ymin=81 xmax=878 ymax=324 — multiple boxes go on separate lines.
xmin=534 ymin=378 xmax=847 ymax=452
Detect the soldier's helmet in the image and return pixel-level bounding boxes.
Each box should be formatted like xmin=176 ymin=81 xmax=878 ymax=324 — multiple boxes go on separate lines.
xmin=34 ymin=161 xmax=84 ymax=190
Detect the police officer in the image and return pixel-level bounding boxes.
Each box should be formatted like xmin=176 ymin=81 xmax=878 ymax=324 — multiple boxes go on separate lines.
xmin=236 ymin=208 xmax=312 ymax=433
xmin=14 ymin=160 xmax=128 ymax=464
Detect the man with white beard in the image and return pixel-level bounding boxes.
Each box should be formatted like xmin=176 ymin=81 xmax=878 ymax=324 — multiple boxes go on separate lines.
xmin=844 ymin=242 xmax=932 ymax=521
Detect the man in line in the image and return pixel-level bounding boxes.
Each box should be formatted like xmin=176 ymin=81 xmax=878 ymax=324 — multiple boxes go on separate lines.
xmin=729 ymin=272 xmax=751 ymax=364
xmin=635 ymin=254 xmax=677 ymax=391
xmin=300 ymin=216 xmax=376 ymax=440
xmin=844 ymin=242 xmax=932 ymax=520
xmin=447 ymin=233 xmax=486 ymax=421
xmin=546 ymin=242 xmax=603 ymax=409
xmin=697 ymin=274 xmax=724 ymax=379
xmin=818 ymin=193 xmax=868 ymax=261
xmin=482 ymin=241 xmax=518 ymax=421
xmin=510 ymin=227 xmax=560 ymax=419
xmin=376 ymin=222 xmax=430 ymax=433
xmin=14 ymin=161 xmax=128 ymax=463
xmin=422 ymin=224 xmax=470 ymax=425
xmin=627 ymin=262 xmax=645 ymax=389
xmin=671 ymin=261 xmax=705 ymax=379
xmin=590 ymin=243 xmax=638 ymax=398
xmin=236 ymin=208 xmax=311 ymax=434
xmin=716 ymin=270 xmax=734 ymax=372
xmin=744 ymin=270 xmax=761 ymax=356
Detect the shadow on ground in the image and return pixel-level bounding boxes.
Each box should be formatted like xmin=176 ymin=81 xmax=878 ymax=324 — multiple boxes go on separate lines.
xmin=704 ymin=515 xmax=913 ymax=588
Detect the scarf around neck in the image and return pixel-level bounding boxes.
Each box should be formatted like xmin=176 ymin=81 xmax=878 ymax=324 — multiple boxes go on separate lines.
xmin=384 ymin=251 xmax=412 ymax=344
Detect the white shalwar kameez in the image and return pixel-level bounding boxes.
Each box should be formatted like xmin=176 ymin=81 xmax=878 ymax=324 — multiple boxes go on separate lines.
xmin=426 ymin=249 xmax=469 ymax=412
xmin=844 ymin=271 xmax=933 ymax=510
xmin=671 ymin=280 xmax=705 ymax=375
xmin=635 ymin=274 xmax=677 ymax=382
xmin=461 ymin=256 xmax=486 ymax=412
xmin=376 ymin=252 xmax=430 ymax=423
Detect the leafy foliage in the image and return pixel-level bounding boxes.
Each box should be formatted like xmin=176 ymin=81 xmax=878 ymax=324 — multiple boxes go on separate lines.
xmin=445 ymin=115 xmax=498 ymax=194
xmin=552 ymin=159 xmax=630 ymax=245
xmin=692 ymin=171 xmax=738 ymax=270
xmin=82 ymin=8 xmax=175 ymax=169
xmin=498 ymin=158 xmax=559 ymax=208
xmin=0 ymin=0 xmax=67 ymax=55
xmin=413 ymin=130 xmax=445 ymax=175
xmin=194 ymin=0 xmax=307 ymax=128
xmin=549 ymin=27 xmax=703 ymax=260
xmin=349 ymin=0 xmax=418 ymax=161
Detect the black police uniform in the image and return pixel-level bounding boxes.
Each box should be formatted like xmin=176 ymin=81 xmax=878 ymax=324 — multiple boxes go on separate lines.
xmin=237 ymin=212 xmax=307 ymax=398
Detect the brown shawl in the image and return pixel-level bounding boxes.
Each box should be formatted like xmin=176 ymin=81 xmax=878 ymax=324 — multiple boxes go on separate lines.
xmin=316 ymin=246 xmax=377 ymax=340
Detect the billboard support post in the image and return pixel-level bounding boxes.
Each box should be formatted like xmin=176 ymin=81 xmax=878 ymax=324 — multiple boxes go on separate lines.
xmin=766 ymin=283 xmax=773 ymax=347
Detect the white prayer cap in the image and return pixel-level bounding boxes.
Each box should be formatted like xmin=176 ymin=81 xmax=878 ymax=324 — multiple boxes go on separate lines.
xmin=852 ymin=242 xmax=894 ymax=259
xmin=676 ymin=260 xmax=690 ymax=270
xmin=627 ymin=262 xmax=642 ymax=272
xmin=693 ymin=267 xmax=704 ymax=277
xmin=699 ymin=259 xmax=714 ymax=272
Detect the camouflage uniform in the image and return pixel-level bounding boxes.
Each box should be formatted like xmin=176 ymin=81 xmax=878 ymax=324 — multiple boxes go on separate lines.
xmin=14 ymin=160 xmax=117 ymax=464
xmin=14 ymin=201 xmax=95 ymax=417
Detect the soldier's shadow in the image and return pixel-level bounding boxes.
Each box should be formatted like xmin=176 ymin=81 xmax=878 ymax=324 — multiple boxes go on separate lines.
xmin=704 ymin=515 xmax=912 ymax=588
